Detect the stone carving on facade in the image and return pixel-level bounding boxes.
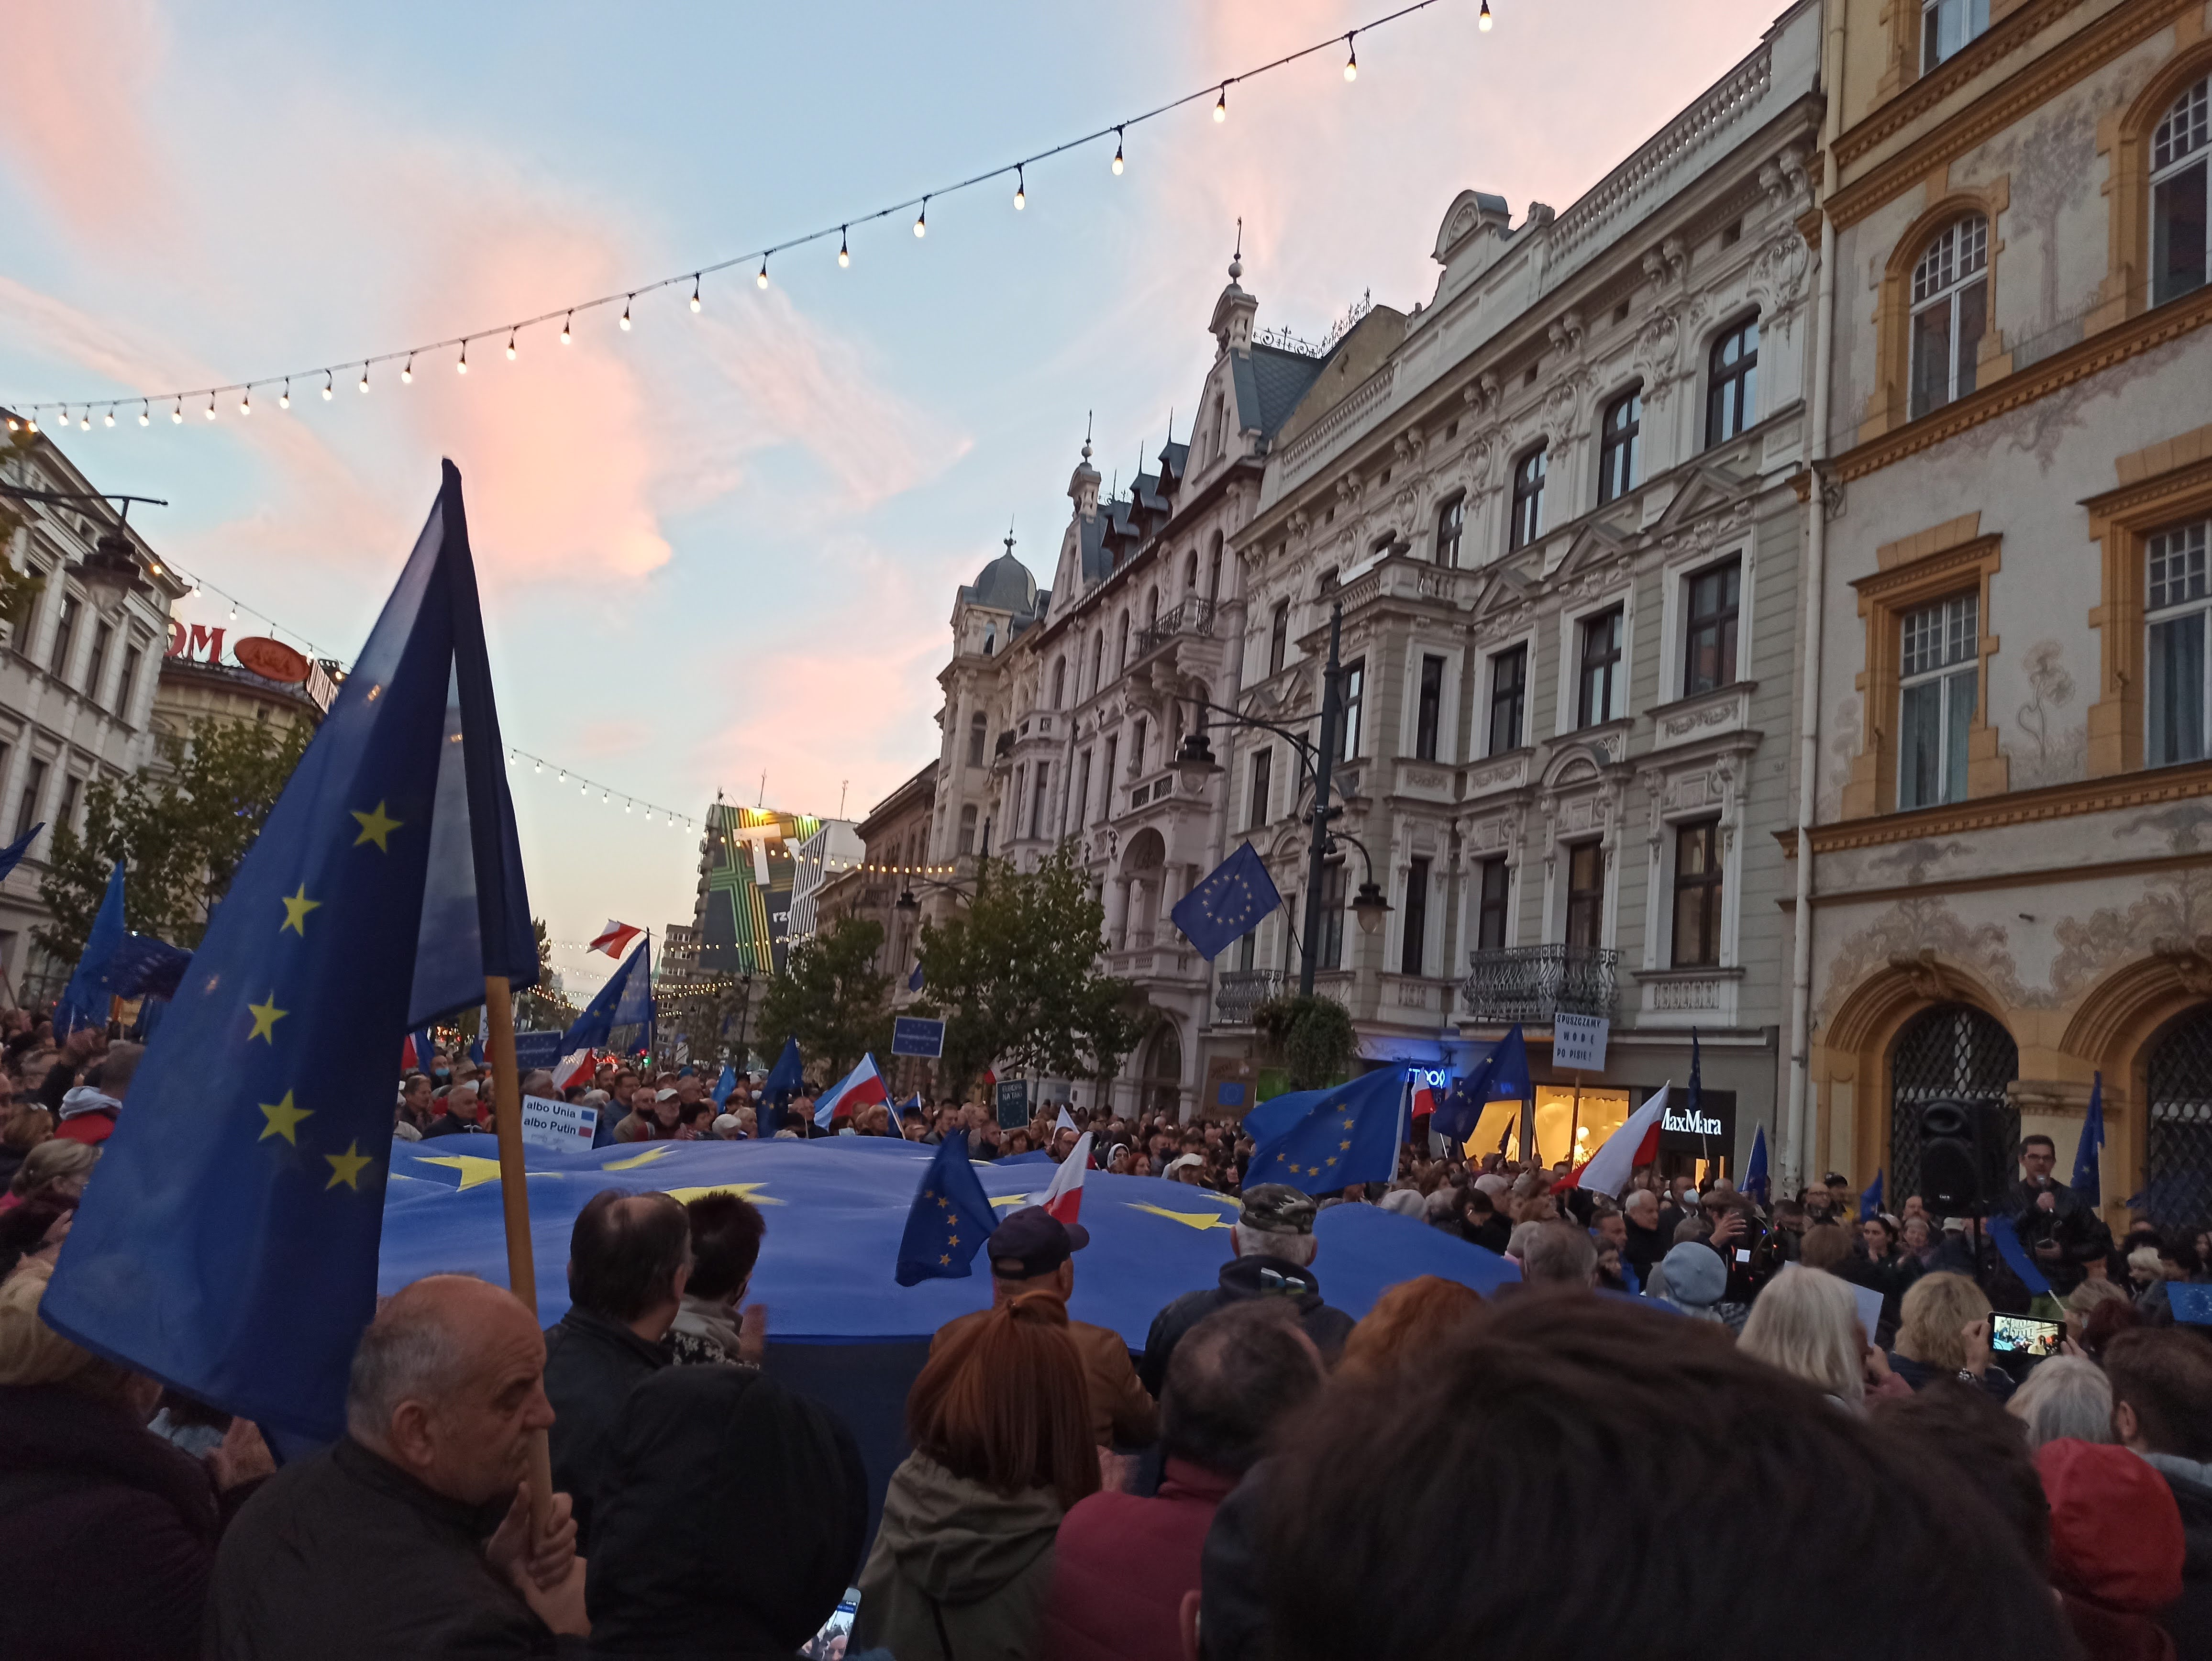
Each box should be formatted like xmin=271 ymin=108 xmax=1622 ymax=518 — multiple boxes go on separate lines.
xmin=1748 ymin=230 xmax=1812 ymax=341
xmin=1633 ymin=306 xmax=1683 ymax=405
xmin=1547 ymin=310 xmax=1585 ymax=357
xmin=1642 ymin=236 xmax=1688 ymax=289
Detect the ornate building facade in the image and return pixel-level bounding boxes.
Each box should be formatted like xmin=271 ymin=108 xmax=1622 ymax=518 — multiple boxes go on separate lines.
xmin=1796 ymin=0 xmax=2212 ymax=1224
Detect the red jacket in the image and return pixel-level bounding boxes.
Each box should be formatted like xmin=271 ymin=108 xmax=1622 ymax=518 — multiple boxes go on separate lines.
xmin=2038 ymin=1437 xmax=2184 ymax=1661
xmin=51 ymin=1110 xmax=115 ymax=1145
xmin=1038 ymin=1459 xmax=1237 ymax=1661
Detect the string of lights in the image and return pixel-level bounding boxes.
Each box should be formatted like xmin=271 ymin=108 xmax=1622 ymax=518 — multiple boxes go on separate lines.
xmin=3 ymin=0 xmax=1487 ymax=424
xmin=506 ymin=747 xmax=705 ymax=831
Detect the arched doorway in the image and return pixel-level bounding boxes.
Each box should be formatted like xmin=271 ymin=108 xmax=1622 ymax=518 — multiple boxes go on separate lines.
xmin=1143 ymin=1020 xmax=1184 ymax=1118
xmin=1889 ymin=1003 xmax=2018 ymax=1203
xmin=2145 ymin=1005 xmax=2212 ymax=1227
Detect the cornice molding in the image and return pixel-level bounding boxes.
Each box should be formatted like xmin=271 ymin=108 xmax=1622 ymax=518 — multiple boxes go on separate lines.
xmin=1849 ymin=532 xmax=2003 ymax=600
xmin=1833 ymin=0 xmax=2084 ymax=172
xmin=1780 ymin=757 xmax=2212 ymax=855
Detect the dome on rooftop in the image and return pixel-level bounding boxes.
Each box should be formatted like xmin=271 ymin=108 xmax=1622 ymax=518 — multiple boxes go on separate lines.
xmin=968 ymin=538 xmax=1037 ymax=611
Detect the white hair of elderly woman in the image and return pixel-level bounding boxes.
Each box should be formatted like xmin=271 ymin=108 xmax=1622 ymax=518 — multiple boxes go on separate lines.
xmin=1738 ymin=1265 xmax=1866 ymax=1410
xmin=2006 ymin=1355 xmax=2114 ymax=1449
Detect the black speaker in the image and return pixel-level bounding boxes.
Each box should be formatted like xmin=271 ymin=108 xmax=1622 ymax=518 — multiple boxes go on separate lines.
xmin=1918 ymin=1097 xmax=2012 ymax=1216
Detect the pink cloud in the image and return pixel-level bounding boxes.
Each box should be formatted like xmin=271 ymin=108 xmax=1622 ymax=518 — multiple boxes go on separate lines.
xmin=0 ymin=0 xmax=176 ymax=249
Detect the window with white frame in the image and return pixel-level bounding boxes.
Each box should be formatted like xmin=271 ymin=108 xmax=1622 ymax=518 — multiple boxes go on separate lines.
xmin=1597 ymin=387 xmax=1642 ymax=505
xmin=1682 ymin=559 xmax=1741 ymax=696
xmin=2147 ymin=518 xmax=2211 ymax=767
xmin=1670 ymin=819 xmax=1724 ymax=968
xmin=1436 ymin=493 xmax=1466 ymax=567
xmin=1576 ymin=608 xmax=1624 ymax=729
xmin=1488 ymin=645 xmax=1527 ymax=755
xmin=1897 ymin=593 xmax=1979 ymax=809
xmin=1415 ymin=653 xmax=1446 ymax=762
xmin=1921 ymin=0 xmax=1988 ymax=73
xmin=1705 ymin=317 xmax=1759 ymax=448
xmin=966 ymin=713 xmax=987 ymax=767
xmin=1268 ymin=601 xmax=1291 ymax=675
xmin=1909 ymin=216 xmax=1988 ymax=420
xmin=1338 ymin=659 xmax=1365 ymax=760
xmin=2153 ymin=77 xmax=2209 ymax=309
xmin=958 ymin=803 xmax=978 ymax=854
xmin=1509 ymin=445 xmax=1548 ymax=551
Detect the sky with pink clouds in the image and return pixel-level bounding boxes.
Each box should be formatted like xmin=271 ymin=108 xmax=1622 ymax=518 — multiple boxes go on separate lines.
xmin=0 ymin=0 xmax=1789 ymax=994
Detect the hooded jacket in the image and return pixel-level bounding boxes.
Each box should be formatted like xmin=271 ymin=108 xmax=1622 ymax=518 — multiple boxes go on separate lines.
xmin=51 ymin=1085 xmax=121 ymax=1145
xmin=1138 ymin=1255 xmax=1354 ymax=1398
xmin=586 ymin=1363 xmax=865 ymax=1658
xmin=854 ymin=1452 xmax=1063 ymax=1661
xmin=2140 ymin=1450 xmax=2212 ymax=1660
xmin=542 ymin=1305 xmax=670 ymax=1553
xmin=2038 ymin=1438 xmax=2185 ymax=1661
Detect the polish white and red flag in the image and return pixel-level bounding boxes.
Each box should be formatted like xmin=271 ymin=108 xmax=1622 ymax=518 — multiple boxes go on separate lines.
xmin=553 ymin=1048 xmax=598 ymax=1093
xmin=1040 ymin=1132 xmax=1095 ymax=1225
xmin=815 ymin=1054 xmax=889 ymax=1126
xmin=589 ymin=920 xmax=644 ymax=958
xmin=1557 ymin=1081 xmax=1672 ymax=1197
xmin=1410 ymin=1081 xmax=1438 ymax=1123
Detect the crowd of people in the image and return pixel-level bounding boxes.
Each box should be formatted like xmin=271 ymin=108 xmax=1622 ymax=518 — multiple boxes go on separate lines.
xmin=2 ymin=1020 xmax=2210 ymax=1659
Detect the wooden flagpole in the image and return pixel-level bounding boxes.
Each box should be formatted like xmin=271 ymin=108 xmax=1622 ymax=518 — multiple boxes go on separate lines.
xmin=485 ymin=973 xmax=555 ymax=1535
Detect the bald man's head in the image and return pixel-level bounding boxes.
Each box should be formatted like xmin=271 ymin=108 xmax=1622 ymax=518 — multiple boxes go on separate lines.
xmin=347 ymin=1275 xmax=551 ymax=1505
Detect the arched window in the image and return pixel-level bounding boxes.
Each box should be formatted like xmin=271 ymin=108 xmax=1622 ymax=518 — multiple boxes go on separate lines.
xmin=1435 ymin=493 xmax=1466 ymax=567
xmin=2153 ymin=76 xmax=2209 ymax=308
xmin=1597 ymin=387 xmax=1642 ymax=504
xmin=1183 ymin=551 xmax=1198 ymax=594
xmin=1090 ymin=630 xmax=1105 ymax=693
xmin=1207 ymin=532 xmax=1224 ymax=599
xmin=1909 ymin=216 xmax=1988 ymax=419
xmin=1051 ymin=656 xmax=1068 ymax=709
xmin=1508 ymin=444 xmax=1547 ymax=551
xmin=1889 ymin=1003 xmax=2017 ymax=1203
xmin=1117 ymin=611 xmax=1131 ymax=668
xmin=2146 ymin=1005 xmax=2212 ymax=1226
xmin=1705 ymin=316 xmax=1759 ymax=447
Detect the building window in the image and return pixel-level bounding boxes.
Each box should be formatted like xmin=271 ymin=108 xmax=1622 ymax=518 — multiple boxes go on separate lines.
xmin=1102 ymin=737 xmax=1118 ymax=806
xmin=1435 ymin=493 xmax=1466 ymax=567
xmin=1922 ymin=0 xmax=1988 ymax=73
xmin=1249 ymin=747 xmax=1272 ymax=830
xmin=958 ymin=804 xmax=978 ymax=854
xmin=1051 ymin=657 xmax=1067 ymax=709
xmin=84 ymin=622 xmax=113 ymax=705
xmin=966 ymin=713 xmax=987 ymax=768
xmin=1576 ymin=607 xmax=1624 ymax=729
xmin=14 ymin=758 xmax=46 ymax=844
xmin=1338 ymin=659 xmax=1365 ymax=760
xmin=1509 ymin=445 xmax=1548 ymax=551
xmin=1415 ymin=653 xmax=1446 ymax=762
xmin=1597 ymin=387 xmax=1642 ymax=505
xmin=1074 ymin=749 xmax=1093 ymax=826
xmin=1208 ymin=532 xmax=1224 ymax=600
xmin=1909 ymin=216 xmax=1988 ymax=419
xmin=116 ymin=646 xmax=143 ymax=723
xmin=57 ymin=776 xmax=81 ymax=838
xmin=2147 ymin=518 xmax=2212 ymax=767
xmin=1565 ymin=842 xmax=1606 ymax=949
xmin=1401 ymin=857 xmax=1430 ymax=976
xmin=1318 ymin=860 xmax=1347 ymax=971
xmin=1705 ymin=316 xmax=1759 ymax=448
xmin=1118 ymin=611 xmax=1131 ymax=667
xmin=2153 ymin=77 xmax=2209 ymax=308
xmin=1898 ymin=593 xmax=1980 ymax=809
xmin=1671 ymin=820 xmax=1724 ymax=968
xmin=1130 ymin=719 xmax=1147 ymax=778
xmin=1268 ymin=600 xmax=1291 ymax=675
xmin=1183 ymin=551 xmax=1198 ymax=595
xmin=49 ymin=596 xmax=78 ymax=677
xmin=1235 ymin=929 xmax=1257 ymax=972
xmin=1029 ymin=763 xmax=1051 ymax=840
xmin=1683 ymin=559 xmax=1741 ymax=695
xmin=1476 ymin=856 xmax=1510 ymax=950
xmin=1488 ymin=645 xmax=1527 ymax=755
xmin=1090 ymin=631 xmax=1105 ymax=694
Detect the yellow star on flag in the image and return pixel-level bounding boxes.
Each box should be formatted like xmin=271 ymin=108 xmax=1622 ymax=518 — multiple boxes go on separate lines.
xmin=258 ymin=1090 xmax=312 ymax=1144
xmin=1126 ymin=1201 xmax=1234 ymax=1231
xmin=324 ymin=1141 xmax=374 ymax=1190
xmin=246 ymin=993 xmax=288 ymax=1043
xmin=602 ymin=1146 xmax=674 ymax=1171
xmin=279 ymin=884 xmax=321 ymax=935
xmin=351 ymin=801 xmax=402 ymax=851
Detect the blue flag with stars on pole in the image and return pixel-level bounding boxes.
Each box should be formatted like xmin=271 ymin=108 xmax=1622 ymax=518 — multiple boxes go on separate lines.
xmin=2071 ymin=1072 xmax=2104 ymax=1208
xmin=564 ymin=939 xmax=650 ymax=1053
xmin=1242 ymin=1064 xmax=1405 ymax=1193
xmin=896 ymin=1129 xmax=998 ymax=1285
xmin=1430 ymin=1025 xmax=1532 ymax=1144
xmin=55 ymin=857 xmax=127 ymax=1039
xmin=1170 ymin=841 xmax=1281 ymax=962
xmin=43 ymin=461 xmax=538 ymax=1440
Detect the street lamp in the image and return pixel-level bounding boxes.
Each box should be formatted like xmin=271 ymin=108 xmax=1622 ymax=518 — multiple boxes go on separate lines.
xmin=0 ymin=484 xmax=167 ymax=608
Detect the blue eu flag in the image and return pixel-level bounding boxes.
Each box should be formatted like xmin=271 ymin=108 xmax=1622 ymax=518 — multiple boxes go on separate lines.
xmin=1430 ymin=1025 xmax=1532 ymax=1143
xmin=1171 ymin=841 xmax=1281 ymax=962
xmin=0 ymin=819 xmax=42 ymax=886
xmin=1743 ymin=1125 xmax=1770 ymax=1207
xmin=712 ymin=1062 xmax=738 ymax=1107
xmin=1243 ymin=1065 xmax=1405 ymax=1192
xmin=564 ymin=938 xmax=652 ymax=1054
xmin=43 ymin=462 xmax=539 ymax=1440
xmin=1859 ymin=1169 xmax=1884 ymax=1221
xmin=763 ymin=1035 xmax=804 ymax=1099
xmin=2071 ymin=1072 xmax=2103 ymax=1207
xmin=896 ymin=1130 xmax=998 ymax=1285
xmin=56 ymin=857 xmax=127 ymax=1039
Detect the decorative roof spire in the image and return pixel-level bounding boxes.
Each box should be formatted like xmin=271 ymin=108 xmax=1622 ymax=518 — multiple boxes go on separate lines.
xmin=1228 ymin=217 xmax=1243 ymax=282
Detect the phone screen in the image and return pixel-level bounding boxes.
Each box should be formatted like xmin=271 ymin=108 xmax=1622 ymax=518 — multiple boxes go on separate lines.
xmin=1989 ymin=1313 xmax=2063 ymax=1358
xmin=801 ymin=1589 xmax=860 ymax=1659
xmin=1734 ymin=1248 xmax=1752 ymax=1262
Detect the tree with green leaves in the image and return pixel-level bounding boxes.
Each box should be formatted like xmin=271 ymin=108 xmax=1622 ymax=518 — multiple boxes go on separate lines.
xmin=914 ymin=847 xmax=1149 ymax=1100
xmin=756 ymin=913 xmax=892 ymax=1083
xmin=519 ymin=918 xmax=578 ymax=1033
xmin=36 ymin=714 xmax=311 ymax=963
xmin=1253 ymin=993 xmax=1359 ymax=1090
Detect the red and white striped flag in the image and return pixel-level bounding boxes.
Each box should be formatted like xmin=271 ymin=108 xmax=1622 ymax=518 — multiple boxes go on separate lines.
xmin=588 ymin=920 xmax=643 ymax=958
xmin=1040 ymin=1133 xmax=1094 ymax=1225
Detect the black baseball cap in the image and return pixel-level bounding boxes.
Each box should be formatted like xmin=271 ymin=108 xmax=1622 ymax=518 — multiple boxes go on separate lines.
xmin=987 ymin=1206 xmax=1089 ymax=1278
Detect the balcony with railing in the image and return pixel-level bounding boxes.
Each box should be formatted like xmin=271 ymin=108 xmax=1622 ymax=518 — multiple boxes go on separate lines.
xmin=1461 ymin=944 xmax=1619 ymax=1025
xmin=1130 ymin=597 xmax=1217 ymax=660
xmin=1215 ymin=968 xmax=1288 ymax=1026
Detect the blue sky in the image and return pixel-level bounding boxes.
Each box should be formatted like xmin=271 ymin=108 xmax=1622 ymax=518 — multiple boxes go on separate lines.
xmin=0 ymin=0 xmax=1787 ymax=993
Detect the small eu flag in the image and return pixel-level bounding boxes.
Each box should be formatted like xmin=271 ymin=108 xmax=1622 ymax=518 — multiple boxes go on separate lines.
xmin=908 ymin=960 xmax=926 ymax=994
xmin=1242 ymin=1065 xmax=1405 ymax=1192
xmin=56 ymin=857 xmax=127 ymax=1039
xmin=43 ymin=461 xmax=538 ymax=1440
xmin=564 ymin=938 xmax=653 ymax=1054
xmin=1171 ymin=841 xmax=1281 ymax=962
xmin=1430 ymin=1025 xmax=1532 ymax=1143
xmin=763 ymin=1035 xmax=804 ymax=1100
xmin=2071 ymin=1072 xmax=2103 ymax=1207
xmin=1859 ymin=1169 xmax=1885 ymax=1221
xmin=0 ymin=819 xmax=42 ymax=886
xmin=1743 ymin=1125 xmax=1770 ymax=1207
xmin=896 ymin=1130 xmax=998 ymax=1285
xmin=712 ymin=1062 xmax=738 ymax=1107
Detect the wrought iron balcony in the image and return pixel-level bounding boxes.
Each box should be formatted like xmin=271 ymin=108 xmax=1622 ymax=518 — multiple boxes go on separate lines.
xmin=1461 ymin=944 xmax=1619 ymax=1024
xmin=1215 ymin=967 xmax=1287 ymax=1026
xmin=1131 ymin=597 xmax=1217 ymax=660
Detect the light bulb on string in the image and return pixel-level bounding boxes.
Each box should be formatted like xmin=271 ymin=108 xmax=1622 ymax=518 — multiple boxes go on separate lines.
xmin=690 ymin=275 xmax=702 ymax=311
xmin=914 ymin=198 xmax=928 ymax=237
xmin=401 ymin=354 xmax=414 ymax=385
xmin=238 ymin=390 xmax=251 ymax=417
xmin=838 ymin=226 xmax=850 ymax=267
xmin=456 ymin=341 xmax=468 ymax=375
xmin=620 ymin=296 xmax=632 ymax=331
xmin=579 ymin=781 xmax=587 ymax=797
xmin=1479 ymin=0 xmax=1492 ymax=28
xmin=561 ymin=312 xmax=573 ymax=344
xmin=756 ymin=256 xmax=769 ymax=289
xmin=1344 ymin=33 xmax=1357 ymax=79
xmin=172 ymin=399 xmax=184 ymax=423
xmin=1215 ymin=83 xmax=1228 ymax=120
xmin=506 ymin=330 xmax=516 ymax=361
xmin=228 ymin=602 xmax=238 ymax=622
xmin=56 ymin=405 xmax=66 ymax=428
xmin=103 ymin=408 xmax=114 ymax=428
xmin=204 ymin=395 xmax=217 ymax=421
xmin=321 ymin=373 xmax=333 ymax=401
xmin=79 ymin=411 xmax=89 ymax=430
xmin=1112 ymin=128 xmax=1125 ymax=174
xmin=139 ymin=401 xmax=150 ymax=426
xmin=534 ymin=760 xmax=542 ymax=774
xmin=1013 ymin=166 xmax=1026 ymax=210
xmin=358 ymin=364 xmax=370 ymax=394
xmin=557 ymin=770 xmax=566 ymax=783
xmin=278 ymin=382 xmax=290 ymax=410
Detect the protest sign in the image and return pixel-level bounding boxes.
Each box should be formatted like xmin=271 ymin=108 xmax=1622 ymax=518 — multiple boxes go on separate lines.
xmin=519 ymin=1093 xmax=598 ymax=1152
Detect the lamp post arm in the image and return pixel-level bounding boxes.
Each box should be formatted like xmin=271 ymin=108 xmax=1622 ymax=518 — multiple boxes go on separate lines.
xmin=1327 ymin=828 xmax=1381 ymax=891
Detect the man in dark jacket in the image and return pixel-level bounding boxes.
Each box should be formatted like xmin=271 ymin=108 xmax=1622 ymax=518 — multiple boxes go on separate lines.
xmin=2106 ymin=1328 xmax=2212 ymax=1658
xmin=2005 ymin=1133 xmax=2111 ymax=1295
xmin=1621 ymin=1187 xmax=1669 ymax=1280
xmin=541 ymin=1188 xmax=689 ymax=1552
xmin=207 ymin=1274 xmax=585 ymax=1657
xmin=1139 ymin=1185 xmax=1353 ymax=1398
